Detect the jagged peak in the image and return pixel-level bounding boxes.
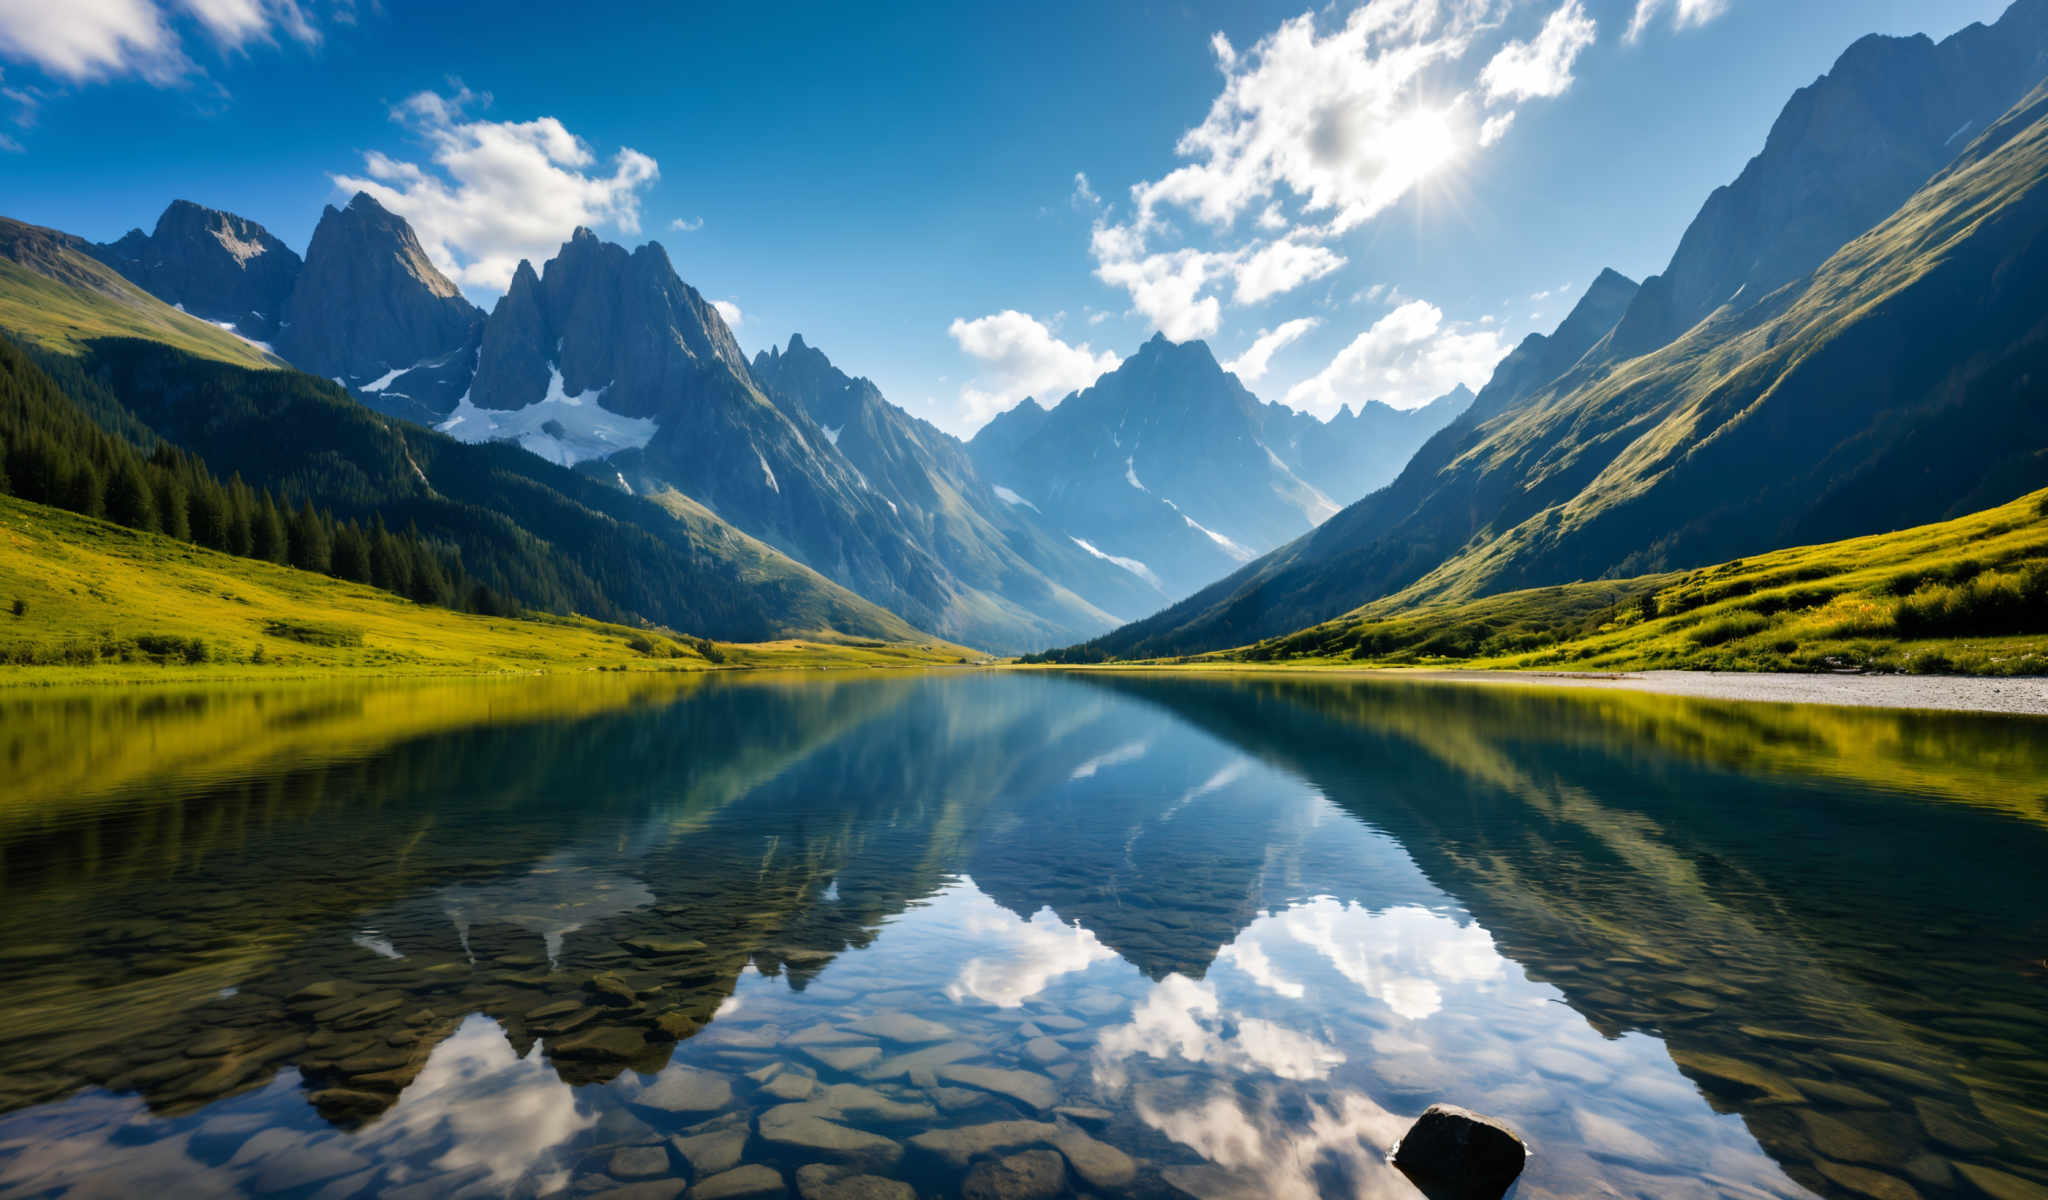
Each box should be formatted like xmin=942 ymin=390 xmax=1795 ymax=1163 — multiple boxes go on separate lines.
xmin=788 ymin=332 xmax=808 ymax=351
xmin=571 ymin=225 xmax=599 ymax=242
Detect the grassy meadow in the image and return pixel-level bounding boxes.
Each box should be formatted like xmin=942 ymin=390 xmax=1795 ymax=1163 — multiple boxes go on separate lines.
xmin=1167 ymin=487 xmax=2048 ymax=676
xmin=0 ymin=493 xmax=971 ymax=685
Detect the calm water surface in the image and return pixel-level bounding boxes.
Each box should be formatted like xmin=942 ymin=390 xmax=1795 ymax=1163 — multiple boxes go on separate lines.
xmin=0 ymin=671 xmax=2044 ymax=1199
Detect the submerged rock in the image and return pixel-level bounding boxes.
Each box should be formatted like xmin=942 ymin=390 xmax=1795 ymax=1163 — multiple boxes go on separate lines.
xmin=1391 ymin=1104 xmax=1527 ymax=1200
xmin=691 ymin=1163 xmax=787 ymax=1198
xmin=793 ymin=1163 xmax=915 ymax=1200
xmin=962 ymin=1149 xmax=1065 ymax=1200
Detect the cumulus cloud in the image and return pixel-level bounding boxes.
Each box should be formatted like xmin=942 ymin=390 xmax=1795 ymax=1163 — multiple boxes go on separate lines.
xmin=333 ymin=86 xmax=659 ymax=295
xmin=0 ymin=0 xmax=315 ymax=83
xmin=1232 ymin=237 xmax=1346 ymax=305
xmin=1222 ymin=317 xmax=1318 ymax=382
xmin=670 ymin=215 xmax=702 ymax=232
xmin=1285 ymin=298 xmax=1508 ymax=417
xmin=1083 ymin=0 xmax=1597 ymax=344
xmin=1625 ymin=0 xmax=1729 ymax=43
xmin=711 ymin=299 xmax=742 ymax=329
xmin=949 ymin=309 xmax=1121 ymax=431
xmin=1480 ymin=0 xmax=1597 ymax=105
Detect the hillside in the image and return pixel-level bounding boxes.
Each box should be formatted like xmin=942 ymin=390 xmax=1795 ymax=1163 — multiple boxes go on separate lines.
xmin=1069 ymin=73 xmax=2048 ymax=662
xmin=0 ymin=218 xmax=279 ymax=370
xmin=0 ymin=253 xmax=928 ymax=646
xmin=0 ymin=493 xmax=964 ymax=681
xmin=1098 ymin=487 xmax=2048 ymax=677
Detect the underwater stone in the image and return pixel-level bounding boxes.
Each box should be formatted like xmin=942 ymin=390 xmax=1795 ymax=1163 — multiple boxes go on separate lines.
xmin=961 ymin=1149 xmax=1065 ymax=1200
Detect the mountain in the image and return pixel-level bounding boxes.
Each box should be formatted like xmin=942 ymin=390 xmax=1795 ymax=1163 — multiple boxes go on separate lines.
xmin=1066 ymin=72 xmax=2048 ymax=661
xmin=749 ymin=334 xmax=1167 ymax=628
xmin=88 ymin=200 xmax=301 ymax=344
xmin=1601 ymin=0 xmax=2048 ymax=360
xmin=967 ymin=333 xmax=1467 ymax=601
xmin=1465 ymin=268 xmax=1638 ymax=425
xmin=1264 ymin=385 xmax=1476 ymax=506
xmin=448 ymin=229 xmax=1129 ymax=651
xmin=1 ymin=217 xmax=279 ymax=370
xmin=278 ymin=193 xmax=485 ymax=410
xmin=0 ymin=224 xmax=926 ymax=643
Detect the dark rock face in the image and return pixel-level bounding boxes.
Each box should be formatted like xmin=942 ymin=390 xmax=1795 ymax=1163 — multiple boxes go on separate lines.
xmin=278 ymin=192 xmax=482 ymax=385
xmin=471 ymin=227 xmax=747 ymax=419
xmin=89 ymin=200 xmax=302 ymax=342
xmin=1602 ymin=0 xmax=2048 ymax=359
xmin=1391 ymin=1104 xmax=1527 ymax=1200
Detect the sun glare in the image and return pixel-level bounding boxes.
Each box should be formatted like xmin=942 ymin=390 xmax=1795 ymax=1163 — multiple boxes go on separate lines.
xmin=1380 ymin=107 xmax=1461 ymax=185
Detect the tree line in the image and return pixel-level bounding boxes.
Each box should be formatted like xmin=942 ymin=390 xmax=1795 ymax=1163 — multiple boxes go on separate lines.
xmin=0 ymin=335 xmax=514 ymax=614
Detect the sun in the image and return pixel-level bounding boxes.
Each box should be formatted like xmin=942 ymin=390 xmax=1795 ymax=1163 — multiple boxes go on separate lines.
xmin=1379 ymin=107 xmax=1462 ymax=187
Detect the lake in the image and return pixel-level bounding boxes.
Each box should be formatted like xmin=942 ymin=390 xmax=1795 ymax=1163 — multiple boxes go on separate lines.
xmin=0 ymin=670 xmax=2044 ymax=1199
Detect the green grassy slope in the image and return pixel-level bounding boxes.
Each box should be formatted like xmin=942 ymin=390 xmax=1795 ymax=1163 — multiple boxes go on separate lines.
xmin=0 ymin=219 xmax=278 ymax=370
xmin=1074 ymin=79 xmax=2048 ymax=662
xmin=1183 ymin=487 xmax=2048 ymax=676
xmin=0 ymin=493 xmax=968 ymax=683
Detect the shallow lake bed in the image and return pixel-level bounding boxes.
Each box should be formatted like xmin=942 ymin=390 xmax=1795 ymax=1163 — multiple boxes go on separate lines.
xmin=0 ymin=671 xmax=2044 ymax=1199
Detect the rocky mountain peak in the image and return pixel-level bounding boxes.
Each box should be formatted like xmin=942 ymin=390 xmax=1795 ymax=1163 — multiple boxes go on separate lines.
xmin=278 ymin=193 xmax=482 ymax=381
xmin=87 ymin=200 xmax=302 ymax=341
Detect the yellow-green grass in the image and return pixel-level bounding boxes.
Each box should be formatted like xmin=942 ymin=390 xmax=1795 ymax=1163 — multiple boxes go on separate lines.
xmin=0 ymin=493 xmax=971 ymax=685
xmin=1160 ymin=487 xmax=2048 ymax=676
xmin=0 ymin=254 xmax=278 ymax=370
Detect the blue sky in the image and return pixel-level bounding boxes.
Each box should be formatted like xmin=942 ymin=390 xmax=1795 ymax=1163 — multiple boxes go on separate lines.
xmin=0 ymin=0 xmax=2011 ymax=435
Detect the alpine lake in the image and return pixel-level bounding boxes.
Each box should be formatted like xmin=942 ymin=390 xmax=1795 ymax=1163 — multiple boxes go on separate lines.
xmin=0 ymin=670 xmax=2044 ymax=1200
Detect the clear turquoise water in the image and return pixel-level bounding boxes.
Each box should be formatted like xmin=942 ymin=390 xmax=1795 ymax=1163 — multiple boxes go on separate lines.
xmin=0 ymin=671 xmax=2044 ymax=1199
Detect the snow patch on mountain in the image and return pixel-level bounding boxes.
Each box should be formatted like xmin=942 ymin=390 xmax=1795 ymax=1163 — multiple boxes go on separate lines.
xmin=1181 ymin=513 xmax=1255 ymax=562
xmin=1125 ymin=456 xmax=1146 ymax=492
xmin=436 ymin=367 xmax=655 ymax=467
xmin=1070 ymin=536 xmax=1162 ymax=588
xmin=174 ymin=303 xmax=276 ymax=356
xmin=756 ymin=449 xmax=780 ymax=493
xmin=821 ymin=424 xmax=842 ymax=446
xmin=992 ymin=484 xmax=1039 ymax=512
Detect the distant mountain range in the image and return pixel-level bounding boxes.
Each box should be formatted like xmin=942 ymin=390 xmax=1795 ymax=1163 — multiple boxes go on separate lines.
xmin=8 ymin=183 xmax=1462 ymax=651
xmin=967 ymin=335 xmax=1468 ymax=598
xmin=1069 ymin=0 xmax=2048 ymax=660
xmin=6 ymin=0 xmax=2045 ymax=658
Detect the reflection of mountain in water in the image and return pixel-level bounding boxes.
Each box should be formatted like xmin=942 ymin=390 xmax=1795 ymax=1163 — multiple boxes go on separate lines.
xmin=1080 ymin=673 xmax=2048 ymax=1198
xmin=4 ymin=671 xmax=2045 ymax=1199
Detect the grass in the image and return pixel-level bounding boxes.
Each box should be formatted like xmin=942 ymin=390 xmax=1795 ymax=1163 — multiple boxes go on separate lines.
xmin=1153 ymin=487 xmax=2048 ymax=676
xmin=0 ymin=252 xmax=278 ymax=371
xmin=0 ymin=493 xmax=972 ymax=685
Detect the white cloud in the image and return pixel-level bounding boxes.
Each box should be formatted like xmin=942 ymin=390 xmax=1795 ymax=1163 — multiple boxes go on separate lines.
xmin=0 ymin=0 xmax=314 ymax=83
xmin=670 ymin=215 xmax=702 ymax=232
xmin=1480 ymin=0 xmax=1597 ymax=105
xmin=949 ymin=309 xmax=1121 ymax=430
xmin=334 ymin=86 xmax=660 ymax=296
xmin=1232 ymin=237 xmax=1346 ymax=305
xmin=1285 ymin=298 xmax=1508 ymax=417
xmin=1625 ymin=0 xmax=1729 ymax=43
xmin=1070 ymin=170 xmax=1100 ymax=211
xmin=1222 ymin=317 xmax=1319 ymax=382
xmin=1083 ymin=0 xmax=1597 ymax=343
xmin=711 ymin=299 xmax=742 ymax=329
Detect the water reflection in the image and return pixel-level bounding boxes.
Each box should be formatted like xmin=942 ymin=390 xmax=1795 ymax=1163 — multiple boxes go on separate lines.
xmin=0 ymin=671 xmax=2042 ymax=1198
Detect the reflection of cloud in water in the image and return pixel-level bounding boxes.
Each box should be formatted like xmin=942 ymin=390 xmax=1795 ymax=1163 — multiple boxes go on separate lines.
xmin=1096 ymin=975 xmax=1344 ymax=1087
xmin=354 ymin=1014 xmax=594 ymax=1195
xmin=436 ymin=853 xmax=654 ymax=967
xmin=944 ymin=886 xmax=1116 ymax=1007
xmin=1068 ymin=739 xmax=1150 ymax=780
xmin=1133 ymin=1077 xmax=1414 ymax=1200
xmin=1230 ymin=898 xmax=1503 ymax=1020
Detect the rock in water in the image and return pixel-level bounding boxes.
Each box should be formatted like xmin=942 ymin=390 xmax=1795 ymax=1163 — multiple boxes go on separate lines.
xmin=1391 ymin=1104 xmax=1527 ymax=1200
